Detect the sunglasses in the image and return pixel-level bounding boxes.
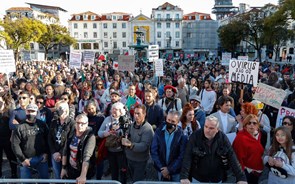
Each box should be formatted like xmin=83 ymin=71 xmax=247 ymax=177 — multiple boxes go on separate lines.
xmin=36 ymin=101 xmax=44 ymax=104
xmin=19 ymin=97 xmax=28 ymax=100
xmin=283 ymin=122 xmax=293 ymax=126
xmin=247 ymin=121 xmax=258 ymax=126
xmin=61 ymin=98 xmax=68 ymax=101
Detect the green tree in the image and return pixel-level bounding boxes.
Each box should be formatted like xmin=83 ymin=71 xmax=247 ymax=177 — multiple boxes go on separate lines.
xmin=0 ymin=17 xmax=46 ymax=61
xmin=280 ymin=0 xmax=295 ymax=19
xmin=37 ymin=24 xmax=76 ymax=60
xmin=218 ymin=20 xmax=247 ymax=56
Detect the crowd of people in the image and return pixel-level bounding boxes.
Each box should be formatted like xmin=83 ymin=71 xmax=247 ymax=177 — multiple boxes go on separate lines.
xmin=0 ymin=58 xmax=294 ymax=184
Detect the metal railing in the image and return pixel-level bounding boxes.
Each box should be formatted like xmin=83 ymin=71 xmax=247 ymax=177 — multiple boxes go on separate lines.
xmin=134 ymin=182 xmax=180 ymax=184
xmin=0 ymin=179 xmax=121 ymax=184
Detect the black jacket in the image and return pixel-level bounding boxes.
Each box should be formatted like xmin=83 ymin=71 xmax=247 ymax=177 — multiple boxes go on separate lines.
xmin=11 ymin=119 xmax=49 ymax=162
xmin=180 ymin=129 xmax=246 ymax=183
xmin=48 ymin=117 xmax=76 ymax=154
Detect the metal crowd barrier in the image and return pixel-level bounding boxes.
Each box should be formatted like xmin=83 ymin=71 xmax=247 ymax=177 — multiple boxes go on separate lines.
xmin=0 ymin=179 xmax=121 ymax=184
xmin=134 ymin=182 xmax=180 ymax=184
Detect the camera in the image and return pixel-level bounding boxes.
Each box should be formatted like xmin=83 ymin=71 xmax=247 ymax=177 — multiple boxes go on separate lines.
xmin=119 ymin=114 xmax=131 ymax=136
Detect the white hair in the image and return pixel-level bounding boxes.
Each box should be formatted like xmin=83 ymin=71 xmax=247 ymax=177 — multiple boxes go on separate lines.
xmin=76 ymin=113 xmax=88 ymax=123
xmin=111 ymin=102 xmax=126 ymax=116
xmin=206 ymin=115 xmax=219 ymax=128
xmin=178 ymin=77 xmax=186 ymax=84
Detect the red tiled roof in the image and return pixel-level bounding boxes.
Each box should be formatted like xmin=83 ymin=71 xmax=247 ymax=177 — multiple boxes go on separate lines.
xmin=6 ymin=7 xmax=33 ymax=11
xmin=69 ymin=11 xmax=101 ymax=21
xmin=183 ymin=12 xmax=212 ymax=20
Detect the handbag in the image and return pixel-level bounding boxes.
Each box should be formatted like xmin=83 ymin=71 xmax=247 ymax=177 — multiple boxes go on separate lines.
xmin=96 ymin=138 xmax=107 ymax=164
xmin=105 ymin=133 xmax=121 ymax=148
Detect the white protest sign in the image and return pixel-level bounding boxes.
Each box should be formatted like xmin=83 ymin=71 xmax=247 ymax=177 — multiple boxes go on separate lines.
xmin=253 ymin=83 xmax=287 ymax=109
xmin=37 ymin=53 xmax=45 ymax=61
xmin=69 ymin=52 xmax=82 ymax=69
xmin=0 ymin=50 xmax=16 ymax=73
xmin=148 ymin=44 xmax=159 ymax=61
xmin=83 ymin=51 xmax=95 ymax=65
xmin=118 ymin=55 xmax=135 ymax=72
xmin=238 ymin=56 xmax=249 ymax=61
xmin=113 ymin=61 xmax=119 ymax=70
xmin=276 ymin=106 xmax=295 ymax=128
xmin=155 ymin=59 xmax=164 ymax=76
xmin=222 ymin=52 xmax=231 ymax=63
xmin=229 ymin=60 xmax=259 ymax=86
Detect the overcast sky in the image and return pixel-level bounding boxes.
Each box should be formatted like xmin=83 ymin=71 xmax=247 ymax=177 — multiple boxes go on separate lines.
xmin=0 ymin=0 xmax=278 ymax=25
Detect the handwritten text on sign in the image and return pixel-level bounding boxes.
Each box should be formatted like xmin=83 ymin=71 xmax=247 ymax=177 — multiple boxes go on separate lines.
xmin=253 ymin=83 xmax=287 ymax=109
xmin=118 ymin=55 xmax=135 ymax=72
xmin=69 ymin=52 xmax=82 ymax=69
xmin=276 ymin=107 xmax=295 ymax=128
xmin=229 ymin=60 xmax=259 ymax=86
xmin=0 ymin=50 xmax=16 ymax=73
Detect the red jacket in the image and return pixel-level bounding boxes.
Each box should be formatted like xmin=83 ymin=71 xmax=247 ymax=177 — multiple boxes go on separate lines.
xmin=233 ymin=129 xmax=264 ymax=171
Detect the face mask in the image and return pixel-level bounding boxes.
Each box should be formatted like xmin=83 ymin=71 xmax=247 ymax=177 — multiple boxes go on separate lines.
xmin=26 ymin=114 xmax=36 ymax=121
xmin=166 ymin=122 xmax=176 ymax=130
xmin=57 ymin=108 xmax=65 ymax=116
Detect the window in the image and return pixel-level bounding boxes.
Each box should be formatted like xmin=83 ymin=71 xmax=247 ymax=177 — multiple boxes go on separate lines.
xmin=122 ymin=23 xmax=126 ymax=28
xmin=103 ymin=23 xmax=107 ymax=28
xmin=176 ymin=14 xmax=180 ymax=20
xmin=122 ymin=32 xmax=126 ymax=38
xmin=157 ymin=14 xmax=161 ymax=19
xmin=196 ymin=15 xmax=200 ymax=20
xmin=113 ymin=16 xmax=116 ymax=20
xmin=113 ymin=41 xmax=117 ymax=49
xmin=166 ymin=23 xmax=171 ymax=28
xmin=166 ymin=14 xmax=170 ymax=19
xmin=113 ymin=23 xmax=117 ymax=29
xmin=39 ymin=45 xmax=44 ymax=50
xmin=104 ymin=32 xmax=108 ymax=38
xmin=75 ymin=15 xmax=80 ymax=20
xmin=187 ymin=32 xmax=192 ymax=38
xmin=157 ymin=41 xmax=161 ymax=47
xmin=83 ymin=23 xmax=87 ymax=29
xmin=175 ymin=23 xmax=180 ymax=28
xmin=74 ymin=32 xmax=78 ymax=38
xmin=93 ymin=23 xmax=97 ymax=29
xmin=122 ymin=42 xmax=126 ymax=47
xmin=30 ymin=43 xmax=34 ymax=49
xmin=83 ymin=14 xmax=88 ymax=20
xmin=157 ymin=32 xmax=161 ymax=38
xmin=113 ymin=32 xmax=117 ymax=38
xmin=166 ymin=31 xmax=170 ymax=38
xmin=82 ymin=43 xmax=91 ymax=49
xmin=104 ymin=42 xmax=108 ymax=48
xmin=188 ymin=23 xmax=192 ymax=28
xmin=91 ymin=15 xmax=95 ymax=20
xmin=157 ymin=23 xmax=161 ymax=28
xmin=84 ymin=32 xmax=88 ymax=38
xmin=93 ymin=32 xmax=97 ymax=38
xmin=74 ymin=23 xmax=78 ymax=29
xmin=175 ymin=41 xmax=180 ymax=47
xmin=175 ymin=31 xmax=180 ymax=38
xmin=93 ymin=43 xmax=99 ymax=49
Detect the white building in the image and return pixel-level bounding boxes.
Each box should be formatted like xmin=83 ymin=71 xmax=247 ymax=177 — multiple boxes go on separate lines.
xmin=152 ymin=2 xmax=183 ymax=58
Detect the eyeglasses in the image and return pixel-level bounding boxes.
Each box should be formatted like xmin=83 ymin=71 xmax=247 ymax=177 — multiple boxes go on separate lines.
xmin=36 ymin=101 xmax=44 ymax=104
xmin=247 ymin=121 xmax=258 ymax=126
xmin=19 ymin=97 xmax=28 ymax=100
xmin=61 ymin=98 xmax=68 ymax=101
xmin=283 ymin=122 xmax=293 ymax=126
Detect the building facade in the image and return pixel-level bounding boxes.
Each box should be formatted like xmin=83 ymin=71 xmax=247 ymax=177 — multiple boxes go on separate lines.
xmin=182 ymin=12 xmax=218 ymax=60
xmin=152 ymin=2 xmax=183 ymax=58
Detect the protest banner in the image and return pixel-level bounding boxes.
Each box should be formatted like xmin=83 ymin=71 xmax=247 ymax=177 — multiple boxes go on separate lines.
xmin=69 ymin=52 xmax=82 ymax=69
xmin=118 ymin=55 xmax=135 ymax=72
xmin=0 ymin=50 xmax=16 ymax=73
xmin=222 ymin=52 xmax=231 ymax=63
xmin=155 ymin=59 xmax=164 ymax=77
xmin=276 ymin=106 xmax=295 ymax=128
xmin=237 ymin=56 xmax=249 ymax=61
xmin=83 ymin=51 xmax=95 ymax=65
xmin=253 ymin=83 xmax=287 ymax=109
xmin=229 ymin=59 xmax=259 ymax=86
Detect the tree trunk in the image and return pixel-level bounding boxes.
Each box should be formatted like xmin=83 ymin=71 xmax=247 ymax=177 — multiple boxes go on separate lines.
xmin=14 ymin=49 xmax=19 ymax=62
xmin=257 ymin=49 xmax=262 ymax=62
xmin=45 ymin=48 xmax=48 ymax=61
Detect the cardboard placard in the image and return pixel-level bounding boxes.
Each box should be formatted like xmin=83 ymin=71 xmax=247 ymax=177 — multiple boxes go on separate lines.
xmin=118 ymin=55 xmax=135 ymax=72
xmin=276 ymin=106 xmax=295 ymax=128
xmin=229 ymin=60 xmax=259 ymax=86
xmin=69 ymin=52 xmax=82 ymax=69
xmin=0 ymin=50 xmax=16 ymax=73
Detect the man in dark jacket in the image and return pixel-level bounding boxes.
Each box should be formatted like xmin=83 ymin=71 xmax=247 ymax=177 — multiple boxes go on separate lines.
xmin=180 ymin=116 xmax=247 ymax=184
xmin=11 ymin=104 xmax=49 ymax=180
xmin=144 ymin=89 xmax=164 ymax=130
xmin=151 ymin=110 xmax=187 ymax=181
xmin=61 ymin=114 xmax=96 ymax=184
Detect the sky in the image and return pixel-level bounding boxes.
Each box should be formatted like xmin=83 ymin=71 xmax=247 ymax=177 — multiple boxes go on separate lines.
xmin=0 ymin=0 xmax=278 ymax=25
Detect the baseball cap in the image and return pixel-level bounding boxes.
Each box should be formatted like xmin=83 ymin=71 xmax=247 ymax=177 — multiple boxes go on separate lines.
xmin=189 ymin=95 xmax=201 ymax=103
xmin=26 ymin=104 xmax=38 ymax=111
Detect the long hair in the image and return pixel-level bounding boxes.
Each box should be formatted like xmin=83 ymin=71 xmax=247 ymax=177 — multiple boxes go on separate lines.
xmin=269 ymin=126 xmax=293 ymax=162
xmin=243 ymin=114 xmax=260 ymax=128
xmin=180 ymin=103 xmax=198 ymax=131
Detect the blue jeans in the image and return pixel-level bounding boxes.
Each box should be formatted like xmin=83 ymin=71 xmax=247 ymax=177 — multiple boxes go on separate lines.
xmin=20 ymin=155 xmax=49 ymax=180
xmin=158 ymin=172 xmax=180 ymax=182
xmin=51 ymin=156 xmax=61 ymax=179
